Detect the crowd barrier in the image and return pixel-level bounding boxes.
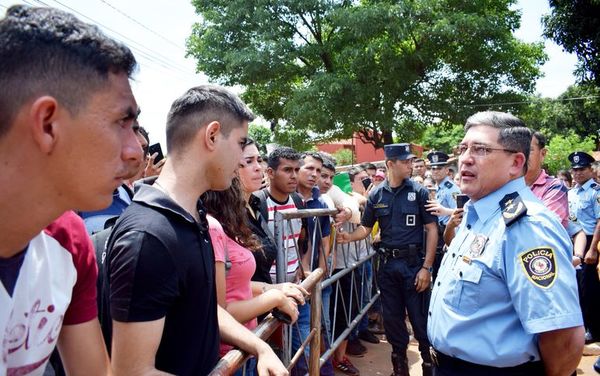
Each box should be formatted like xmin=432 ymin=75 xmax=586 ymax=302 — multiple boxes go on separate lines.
xmin=211 ymin=207 xmax=379 ymax=375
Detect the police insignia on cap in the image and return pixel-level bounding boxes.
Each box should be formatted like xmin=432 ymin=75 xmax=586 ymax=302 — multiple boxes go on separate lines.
xmin=432 ymin=155 xmax=439 ymax=163
xmin=408 ymin=192 xmax=416 ymax=201
xmin=519 ymin=247 xmax=557 ymax=288
xmin=574 ymin=155 xmax=580 ymax=163
xmin=469 ymin=234 xmax=488 ymax=258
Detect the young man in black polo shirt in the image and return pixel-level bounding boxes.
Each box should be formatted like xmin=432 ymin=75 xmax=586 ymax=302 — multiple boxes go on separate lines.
xmin=105 ymin=85 xmax=288 ymax=376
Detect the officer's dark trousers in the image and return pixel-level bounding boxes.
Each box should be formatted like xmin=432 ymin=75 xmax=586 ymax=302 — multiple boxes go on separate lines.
xmin=580 ymin=236 xmax=600 ymax=339
xmin=378 ymin=257 xmax=430 ymax=360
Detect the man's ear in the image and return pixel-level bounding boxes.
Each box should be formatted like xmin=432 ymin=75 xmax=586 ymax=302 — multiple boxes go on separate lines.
xmin=30 ymin=96 xmax=60 ymax=154
xmin=204 ymin=121 xmax=221 ymax=151
xmin=541 ymin=148 xmax=547 ymax=158
xmin=266 ymin=166 xmax=275 ymax=180
xmin=511 ymin=152 xmax=527 ymax=176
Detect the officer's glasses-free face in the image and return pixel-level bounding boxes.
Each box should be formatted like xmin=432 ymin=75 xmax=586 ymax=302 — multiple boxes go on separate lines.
xmin=456 ymin=143 xmax=518 ymax=158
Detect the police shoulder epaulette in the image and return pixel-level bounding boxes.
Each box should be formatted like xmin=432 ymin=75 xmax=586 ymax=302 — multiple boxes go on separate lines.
xmin=444 ymin=181 xmax=453 ymax=189
xmin=500 ymin=192 xmax=528 ymax=227
xmin=592 ymin=183 xmax=600 ymax=191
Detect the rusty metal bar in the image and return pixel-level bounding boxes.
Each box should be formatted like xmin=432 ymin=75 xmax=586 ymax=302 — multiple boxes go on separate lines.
xmin=208 ymin=268 xmax=324 ymax=376
xmin=309 ymin=281 xmax=322 ymax=375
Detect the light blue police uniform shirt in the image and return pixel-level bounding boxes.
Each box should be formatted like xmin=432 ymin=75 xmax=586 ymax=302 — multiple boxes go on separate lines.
xmin=428 ymin=177 xmax=582 ymax=367
xmin=567 ymin=178 xmax=600 ymax=235
xmin=436 ymin=176 xmax=461 ymax=225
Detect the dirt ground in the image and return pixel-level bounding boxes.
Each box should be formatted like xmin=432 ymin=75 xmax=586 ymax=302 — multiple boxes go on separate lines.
xmin=335 ymin=335 xmax=599 ymax=376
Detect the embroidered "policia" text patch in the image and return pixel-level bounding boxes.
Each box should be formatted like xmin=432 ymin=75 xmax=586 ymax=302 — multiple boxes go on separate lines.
xmin=518 ymin=247 xmax=557 ymax=288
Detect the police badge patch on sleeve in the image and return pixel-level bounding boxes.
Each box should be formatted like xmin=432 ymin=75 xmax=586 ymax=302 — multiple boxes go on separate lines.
xmin=518 ymin=247 xmax=557 ymax=288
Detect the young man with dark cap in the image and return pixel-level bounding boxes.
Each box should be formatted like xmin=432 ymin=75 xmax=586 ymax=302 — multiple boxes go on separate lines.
xmin=567 ymin=151 xmax=600 ymax=350
xmin=425 ymin=151 xmax=461 ymax=281
xmin=338 ymin=143 xmax=438 ymax=376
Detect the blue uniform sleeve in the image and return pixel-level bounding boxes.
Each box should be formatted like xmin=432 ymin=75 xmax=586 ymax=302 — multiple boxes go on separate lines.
xmin=593 ymin=190 xmax=600 ymax=219
xmin=361 ymin=193 xmax=377 ymax=228
xmin=444 ymin=185 xmax=460 ymax=210
xmin=502 ymin=216 xmax=582 ymax=334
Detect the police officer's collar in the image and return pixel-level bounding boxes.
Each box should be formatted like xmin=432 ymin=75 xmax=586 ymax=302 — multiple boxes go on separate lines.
xmin=578 ymin=178 xmax=597 ymax=191
xmin=439 ymin=176 xmax=452 ymax=186
xmin=382 ymin=177 xmax=410 ymax=192
xmin=470 ymin=177 xmax=526 ymax=225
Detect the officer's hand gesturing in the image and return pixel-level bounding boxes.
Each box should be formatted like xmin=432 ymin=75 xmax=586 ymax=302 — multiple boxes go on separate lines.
xmin=414 ymin=268 xmax=431 ymax=292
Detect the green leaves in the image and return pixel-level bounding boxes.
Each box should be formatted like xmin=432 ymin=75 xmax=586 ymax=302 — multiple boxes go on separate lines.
xmin=188 ymin=0 xmax=545 ymax=150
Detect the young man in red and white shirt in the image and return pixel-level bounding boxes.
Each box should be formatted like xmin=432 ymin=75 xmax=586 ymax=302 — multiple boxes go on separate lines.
xmin=0 ymin=5 xmax=142 ymax=375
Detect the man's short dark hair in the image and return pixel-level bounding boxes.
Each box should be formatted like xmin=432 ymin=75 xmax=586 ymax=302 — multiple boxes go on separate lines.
xmin=0 ymin=5 xmax=137 ymax=138
xmin=166 ymin=85 xmax=255 ymax=152
xmin=361 ymin=162 xmax=377 ymax=170
xmin=413 ymin=158 xmax=424 ymax=164
xmin=464 ymin=111 xmax=532 ymax=173
xmin=322 ymin=156 xmax=336 ymax=172
xmin=532 ymin=131 xmax=547 ymax=149
xmin=267 ymin=146 xmax=301 ymax=170
xmin=347 ymin=166 xmax=364 ymax=182
xmin=300 ymin=151 xmax=324 ymax=166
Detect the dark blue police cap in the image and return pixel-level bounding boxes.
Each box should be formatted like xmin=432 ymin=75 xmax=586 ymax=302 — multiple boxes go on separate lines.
xmin=384 ymin=143 xmax=415 ymax=160
xmin=568 ymin=151 xmax=595 ymax=168
xmin=427 ymin=151 xmax=450 ymax=167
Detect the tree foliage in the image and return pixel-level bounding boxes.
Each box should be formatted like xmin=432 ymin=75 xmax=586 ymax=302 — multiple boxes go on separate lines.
xmin=520 ymin=83 xmax=600 ymax=145
xmin=545 ymin=131 xmax=596 ymax=175
xmin=543 ymin=0 xmax=600 ymax=84
xmin=332 ymin=148 xmax=354 ymax=166
xmin=187 ymin=0 xmax=546 ymax=149
xmin=419 ymin=123 xmax=464 ymax=153
xmin=248 ymin=123 xmax=272 ymax=155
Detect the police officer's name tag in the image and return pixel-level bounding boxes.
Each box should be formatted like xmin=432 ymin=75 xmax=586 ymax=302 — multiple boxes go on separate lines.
xmin=518 ymin=247 xmax=557 ymax=288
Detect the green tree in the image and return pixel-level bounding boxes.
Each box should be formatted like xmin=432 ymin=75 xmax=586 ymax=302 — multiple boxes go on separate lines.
xmin=332 ymin=148 xmax=354 ymax=166
xmin=248 ymin=123 xmax=272 ymax=155
xmin=187 ymin=0 xmax=546 ymax=149
xmin=520 ymin=84 xmax=600 ymax=144
xmin=543 ymin=0 xmax=600 ymax=84
xmin=419 ymin=123 xmax=464 ymax=153
xmin=545 ymin=131 xmax=596 ymax=175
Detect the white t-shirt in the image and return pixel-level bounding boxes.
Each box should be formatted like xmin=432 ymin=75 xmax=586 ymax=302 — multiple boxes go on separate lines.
xmin=0 ymin=212 xmax=97 ymax=375
xmin=266 ymin=194 xmax=302 ymax=283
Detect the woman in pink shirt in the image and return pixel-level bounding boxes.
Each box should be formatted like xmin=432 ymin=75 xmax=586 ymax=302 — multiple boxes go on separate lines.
xmin=202 ymin=173 xmax=304 ymax=375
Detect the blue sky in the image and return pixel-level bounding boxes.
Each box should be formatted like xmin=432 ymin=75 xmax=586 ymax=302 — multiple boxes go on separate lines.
xmin=0 ymin=0 xmax=579 ymax=149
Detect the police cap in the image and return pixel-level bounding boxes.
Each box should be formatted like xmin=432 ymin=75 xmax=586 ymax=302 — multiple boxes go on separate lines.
xmin=568 ymin=151 xmax=595 ymax=169
xmin=384 ymin=143 xmax=415 ymax=160
xmin=427 ymin=151 xmax=450 ymax=167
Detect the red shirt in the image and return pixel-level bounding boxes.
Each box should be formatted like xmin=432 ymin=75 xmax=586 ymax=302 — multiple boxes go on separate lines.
xmin=530 ymin=169 xmax=569 ymax=228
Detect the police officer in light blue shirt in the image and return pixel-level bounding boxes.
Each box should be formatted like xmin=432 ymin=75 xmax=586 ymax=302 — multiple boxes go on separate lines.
xmin=428 ymin=111 xmax=584 ymax=376
xmin=567 ymin=151 xmax=600 ymax=345
xmin=425 ymin=151 xmax=461 ymax=281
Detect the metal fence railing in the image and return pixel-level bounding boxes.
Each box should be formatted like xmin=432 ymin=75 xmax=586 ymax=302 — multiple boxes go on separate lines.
xmin=210 ymin=207 xmax=380 ymax=375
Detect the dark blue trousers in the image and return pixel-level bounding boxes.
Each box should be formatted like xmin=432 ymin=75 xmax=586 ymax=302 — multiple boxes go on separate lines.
xmin=377 ymin=257 xmax=431 ymax=360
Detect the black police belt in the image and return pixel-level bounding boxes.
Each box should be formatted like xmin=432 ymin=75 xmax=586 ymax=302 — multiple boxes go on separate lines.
xmin=430 ymin=348 xmax=544 ymax=375
xmin=380 ymin=245 xmax=421 ymax=259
